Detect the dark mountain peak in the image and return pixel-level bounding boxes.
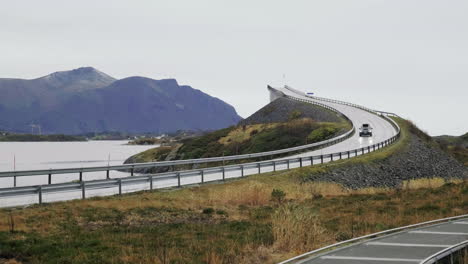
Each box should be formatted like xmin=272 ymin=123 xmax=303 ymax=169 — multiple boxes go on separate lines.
xmin=0 ymin=67 xmax=242 ymax=134
xmin=38 ymin=67 xmax=116 ymax=91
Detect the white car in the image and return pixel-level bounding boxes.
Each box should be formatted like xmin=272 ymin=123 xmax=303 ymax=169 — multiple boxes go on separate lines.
xmin=359 ymin=124 xmax=373 ymax=137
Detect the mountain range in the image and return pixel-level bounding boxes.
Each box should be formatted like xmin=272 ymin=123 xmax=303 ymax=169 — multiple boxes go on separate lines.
xmin=0 ymin=67 xmax=242 ymax=134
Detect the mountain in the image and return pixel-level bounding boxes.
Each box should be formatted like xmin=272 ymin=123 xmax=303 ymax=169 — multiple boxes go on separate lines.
xmin=0 ymin=67 xmax=242 ymax=134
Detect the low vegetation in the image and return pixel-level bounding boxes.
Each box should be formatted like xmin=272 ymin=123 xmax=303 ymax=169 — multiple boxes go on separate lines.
xmin=0 ymin=173 xmax=465 ymax=264
xmin=128 ymin=118 xmax=350 ymax=164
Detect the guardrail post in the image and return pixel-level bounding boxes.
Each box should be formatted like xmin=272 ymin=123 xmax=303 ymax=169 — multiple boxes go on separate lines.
xmin=131 ymin=167 xmax=134 ymax=176
xmin=257 ymin=163 xmax=261 ymax=174
xmin=361 ymin=148 xmax=364 ymax=154
xmin=13 ymin=175 xmax=16 ymax=187
xmin=150 ymin=176 xmax=153 ymax=190
xmin=241 ymin=165 xmax=244 ymax=177
xmin=222 ymin=167 xmax=225 ymax=181
xmin=331 ymin=154 xmax=334 ymax=161
xmin=347 ymin=151 xmax=350 ymax=159
xmin=320 ymin=155 xmax=323 ymax=164
xmin=79 ymin=171 xmax=83 ymax=182
xmin=177 ymin=173 xmax=181 ymax=187
xmin=373 ymin=145 xmax=376 ymax=151
xmin=287 ymin=160 xmax=290 ymax=169
xmin=106 ymin=169 xmax=110 ymax=179
xmin=201 ymin=170 xmax=204 ymax=183
xmin=339 ymin=153 xmax=342 ymax=160
xmin=355 ymin=149 xmax=357 ymax=156
xmin=81 ymin=182 xmax=86 ymax=199
xmin=38 ymin=185 xmax=42 ymax=204
xmin=368 ymin=146 xmax=370 ymax=153
xmin=48 ymin=173 xmax=52 ymax=185
xmin=310 ymin=156 xmax=313 ymax=165
xmin=299 ymin=158 xmax=303 ymax=167
xmin=273 ymin=161 xmax=276 ymax=172
xmin=118 ymin=179 xmax=122 ymax=195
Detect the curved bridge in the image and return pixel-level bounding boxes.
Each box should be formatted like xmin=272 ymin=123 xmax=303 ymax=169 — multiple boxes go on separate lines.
xmin=0 ymin=86 xmax=400 ymax=207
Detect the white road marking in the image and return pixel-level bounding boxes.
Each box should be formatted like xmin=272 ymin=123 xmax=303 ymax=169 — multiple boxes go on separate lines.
xmin=321 ymin=256 xmax=422 ymax=262
xmin=409 ymin=231 xmax=468 ymax=235
xmin=453 ymin=221 xmax=468 ymax=225
xmin=367 ymin=242 xmax=451 ymax=247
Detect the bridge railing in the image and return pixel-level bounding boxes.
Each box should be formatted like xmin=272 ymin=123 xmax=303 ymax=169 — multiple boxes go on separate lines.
xmin=420 ymin=240 xmax=468 ymax=264
xmin=283 ymin=85 xmax=400 ymax=117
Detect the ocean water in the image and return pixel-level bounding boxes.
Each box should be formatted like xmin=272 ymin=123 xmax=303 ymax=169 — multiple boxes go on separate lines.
xmin=0 ymin=140 xmax=155 ymax=187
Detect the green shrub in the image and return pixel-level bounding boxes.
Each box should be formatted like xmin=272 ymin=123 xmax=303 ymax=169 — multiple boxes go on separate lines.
xmin=202 ymin=208 xmax=215 ymax=214
xmin=271 ymin=189 xmax=286 ymax=204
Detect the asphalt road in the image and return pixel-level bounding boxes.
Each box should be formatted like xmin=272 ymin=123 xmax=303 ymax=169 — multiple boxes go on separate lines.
xmin=294 ymin=218 xmax=468 ymax=264
xmin=273 ymin=86 xmax=397 ymax=159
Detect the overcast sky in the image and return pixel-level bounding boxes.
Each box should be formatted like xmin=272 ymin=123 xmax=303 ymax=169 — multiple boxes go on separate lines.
xmin=1 ymin=0 xmax=467 ymax=136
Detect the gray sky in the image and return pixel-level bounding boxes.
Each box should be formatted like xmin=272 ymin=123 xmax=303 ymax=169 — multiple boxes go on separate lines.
xmin=1 ymin=0 xmax=467 ymax=136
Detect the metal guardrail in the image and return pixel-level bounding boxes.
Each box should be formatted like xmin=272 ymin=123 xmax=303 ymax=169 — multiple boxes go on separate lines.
xmin=278 ymin=214 xmax=468 ymax=264
xmin=283 ymin=85 xmax=400 ymax=117
xmin=0 ymin=132 xmax=400 ymax=204
xmin=0 ymin=93 xmax=356 ymax=187
xmin=0 ymin=87 xmax=401 ymax=206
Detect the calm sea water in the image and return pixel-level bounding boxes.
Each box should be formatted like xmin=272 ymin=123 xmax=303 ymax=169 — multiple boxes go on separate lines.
xmin=0 ymin=141 xmax=154 ymax=187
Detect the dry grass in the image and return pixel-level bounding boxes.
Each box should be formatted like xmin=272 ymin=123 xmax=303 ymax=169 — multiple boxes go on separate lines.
xmin=272 ymin=204 xmax=328 ymax=253
xmin=218 ymin=123 xmax=278 ymax=145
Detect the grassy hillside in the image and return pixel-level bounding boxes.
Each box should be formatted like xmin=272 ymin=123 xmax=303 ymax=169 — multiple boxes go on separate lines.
xmin=126 ymin=118 xmax=350 ymax=167
xmin=0 ymin=118 xmax=466 ymax=264
xmin=125 ymin=96 xmax=351 ymax=168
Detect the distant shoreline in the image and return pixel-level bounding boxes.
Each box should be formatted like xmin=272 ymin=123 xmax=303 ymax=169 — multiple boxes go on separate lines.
xmin=0 ymin=134 xmax=86 ymax=142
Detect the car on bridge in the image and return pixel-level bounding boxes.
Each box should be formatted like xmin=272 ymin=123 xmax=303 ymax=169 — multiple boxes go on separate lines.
xmin=359 ymin=123 xmax=373 ymax=137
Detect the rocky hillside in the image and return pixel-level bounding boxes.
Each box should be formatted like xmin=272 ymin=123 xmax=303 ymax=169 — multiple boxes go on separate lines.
xmin=240 ymin=97 xmax=342 ymax=125
xmin=304 ymin=119 xmax=468 ymax=189
xmin=0 ymin=67 xmax=242 ymax=134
